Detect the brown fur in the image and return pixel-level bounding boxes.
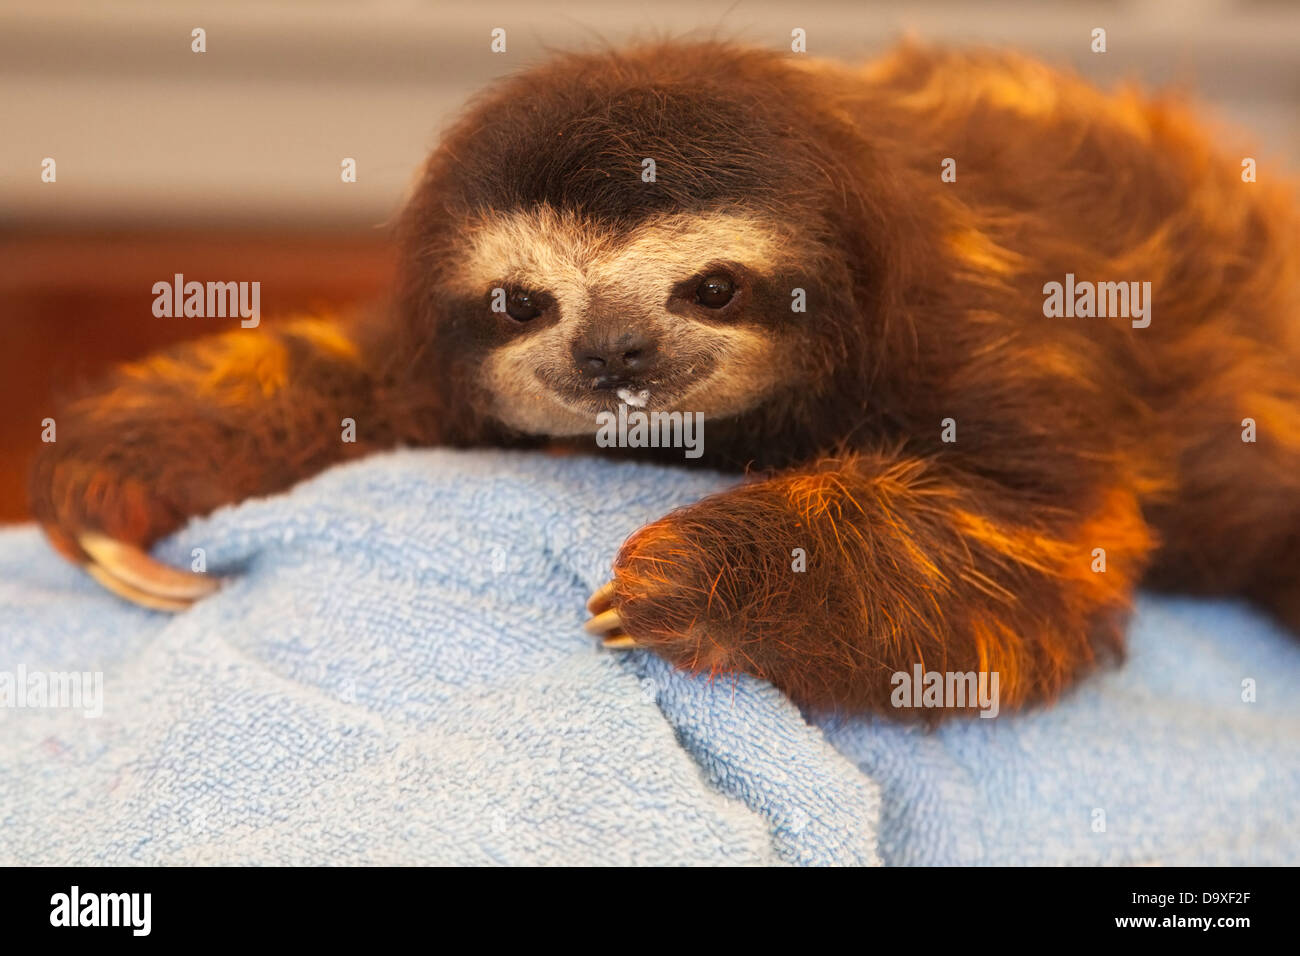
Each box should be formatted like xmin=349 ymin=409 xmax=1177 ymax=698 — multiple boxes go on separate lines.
xmin=31 ymin=42 xmax=1300 ymax=716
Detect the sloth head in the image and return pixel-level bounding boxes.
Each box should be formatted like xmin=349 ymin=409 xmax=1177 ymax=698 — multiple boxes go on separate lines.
xmin=397 ymin=42 xmax=881 ymax=443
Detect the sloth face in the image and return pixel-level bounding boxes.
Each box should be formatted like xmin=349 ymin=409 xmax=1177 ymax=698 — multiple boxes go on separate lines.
xmin=446 ymin=203 xmax=823 ymax=436
xmin=400 ymin=43 xmax=868 ymax=442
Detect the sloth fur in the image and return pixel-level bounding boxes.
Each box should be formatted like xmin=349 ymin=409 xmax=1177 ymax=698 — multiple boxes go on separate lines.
xmin=31 ymin=42 xmax=1300 ymax=716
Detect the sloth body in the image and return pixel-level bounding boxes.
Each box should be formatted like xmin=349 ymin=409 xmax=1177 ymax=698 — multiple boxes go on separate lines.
xmin=32 ymin=43 xmax=1300 ymax=715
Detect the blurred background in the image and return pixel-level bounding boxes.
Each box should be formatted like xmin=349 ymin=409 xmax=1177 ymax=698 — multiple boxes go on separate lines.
xmin=2 ymin=0 xmax=1298 ymax=521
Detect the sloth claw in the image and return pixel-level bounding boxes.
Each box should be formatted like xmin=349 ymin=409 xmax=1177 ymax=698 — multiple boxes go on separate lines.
xmin=583 ymin=581 xmax=638 ymax=649
xmin=83 ymin=563 xmax=197 ymax=612
xmin=582 ymin=607 xmax=623 ymax=635
xmin=76 ymin=531 xmax=219 ymax=611
xmin=585 ymin=579 xmax=617 ymax=614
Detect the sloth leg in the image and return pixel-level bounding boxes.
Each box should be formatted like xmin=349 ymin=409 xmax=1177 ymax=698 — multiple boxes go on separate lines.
xmin=1141 ymin=384 xmax=1300 ymax=637
xmin=585 ymin=451 xmax=1154 ymax=716
xmin=30 ymin=317 xmax=425 ymax=610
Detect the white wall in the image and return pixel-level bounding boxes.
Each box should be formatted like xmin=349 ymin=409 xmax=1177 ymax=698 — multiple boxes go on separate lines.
xmin=3 ymin=0 xmax=1298 ymax=229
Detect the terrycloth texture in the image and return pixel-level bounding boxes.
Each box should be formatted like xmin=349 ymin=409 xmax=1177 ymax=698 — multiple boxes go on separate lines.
xmin=0 ymin=448 xmax=1297 ymax=865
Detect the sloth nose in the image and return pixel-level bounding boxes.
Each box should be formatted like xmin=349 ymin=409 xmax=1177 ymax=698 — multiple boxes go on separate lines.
xmin=573 ymin=331 xmax=658 ymax=384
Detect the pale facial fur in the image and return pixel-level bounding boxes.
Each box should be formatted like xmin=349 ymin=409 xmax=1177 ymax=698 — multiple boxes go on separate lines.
xmin=450 ymin=203 xmax=814 ymax=436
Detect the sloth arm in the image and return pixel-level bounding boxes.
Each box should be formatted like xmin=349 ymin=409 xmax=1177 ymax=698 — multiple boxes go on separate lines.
xmin=587 ymin=447 xmax=1156 ymax=715
xmin=29 ymin=316 xmax=435 ymax=609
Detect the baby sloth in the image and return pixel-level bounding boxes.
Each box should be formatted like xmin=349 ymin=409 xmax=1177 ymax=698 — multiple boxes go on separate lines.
xmin=31 ymin=42 xmax=1300 ymax=717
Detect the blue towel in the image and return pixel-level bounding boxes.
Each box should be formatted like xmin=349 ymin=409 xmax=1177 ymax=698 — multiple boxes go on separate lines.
xmin=1 ymin=448 xmax=1296 ymax=864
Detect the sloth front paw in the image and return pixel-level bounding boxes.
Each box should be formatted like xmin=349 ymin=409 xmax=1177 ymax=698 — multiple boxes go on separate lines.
xmin=30 ymin=437 xmax=221 ymax=611
xmin=583 ymin=506 xmax=776 ymax=676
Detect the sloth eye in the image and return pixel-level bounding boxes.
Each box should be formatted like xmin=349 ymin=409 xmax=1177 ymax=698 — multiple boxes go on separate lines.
xmin=505 ymin=289 xmax=543 ymax=322
xmin=695 ymin=273 xmax=735 ymax=309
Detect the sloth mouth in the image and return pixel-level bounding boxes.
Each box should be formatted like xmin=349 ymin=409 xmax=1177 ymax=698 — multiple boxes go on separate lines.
xmin=541 ymin=369 xmax=672 ymax=410
xmin=585 ymin=375 xmax=653 ymax=408
xmin=613 ymin=386 xmax=650 ymax=408
xmin=588 ymin=375 xmax=649 ymax=396
xmin=576 ymin=386 xmax=661 ymax=412
xmin=529 ymin=357 xmax=726 ymax=423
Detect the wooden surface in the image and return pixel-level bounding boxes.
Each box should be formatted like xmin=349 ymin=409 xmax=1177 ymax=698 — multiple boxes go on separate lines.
xmin=0 ymin=230 xmax=395 ymax=523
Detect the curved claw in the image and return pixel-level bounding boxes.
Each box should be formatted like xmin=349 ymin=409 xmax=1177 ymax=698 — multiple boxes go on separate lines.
xmin=83 ymin=563 xmax=197 ymax=612
xmin=582 ymin=607 xmax=623 ymax=635
xmin=77 ymin=531 xmax=219 ymax=612
xmin=586 ymin=579 xmax=617 ymax=615
xmin=583 ymin=580 xmax=638 ymax=650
